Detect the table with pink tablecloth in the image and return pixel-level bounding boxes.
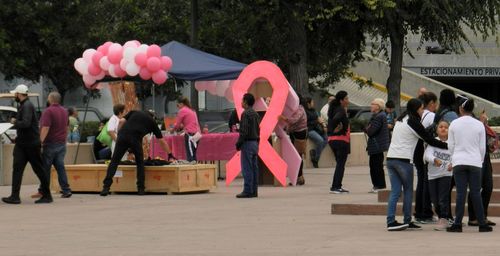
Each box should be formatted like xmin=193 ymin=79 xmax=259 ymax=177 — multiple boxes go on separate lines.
xmin=150 ymin=133 xmax=239 ymax=161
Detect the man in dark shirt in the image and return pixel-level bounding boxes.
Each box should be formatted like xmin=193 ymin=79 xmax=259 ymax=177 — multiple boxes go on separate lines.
xmin=100 ymin=110 xmax=174 ymax=196
xmin=2 ymin=84 xmax=53 ymax=204
xmin=235 ymin=93 xmax=260 ymax=198
xmin=38 ymin=92 xmax=72 ymax=198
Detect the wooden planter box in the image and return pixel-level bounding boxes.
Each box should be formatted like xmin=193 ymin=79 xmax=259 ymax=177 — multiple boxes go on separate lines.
xmin=51 ymin=164 xmax=217 ymax=194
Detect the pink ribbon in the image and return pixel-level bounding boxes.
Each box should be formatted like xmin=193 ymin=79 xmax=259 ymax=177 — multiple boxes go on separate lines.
xmin=226 ymin=61 xmax=289 ymax=186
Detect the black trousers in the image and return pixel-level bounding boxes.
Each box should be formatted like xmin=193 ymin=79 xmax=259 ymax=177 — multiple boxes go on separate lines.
xmin=414 ymin=162 xmax=434 ymax=219
xmin=184 ymin=133 xmax=197 ymax=162
xmin=329 ymin=140 xmax=349 ymax=190
xmin=12 ymin=143 xmax=51 ymax=198
xmin=103 ymin=133 xmax=145 ymax=190
xmin=428 ymin=176 xmax=452 ymax=219
xmin=369 ymin=152 xmax=386 ymax=189
xmin=468 ymin=153 xmax=493 ymax=221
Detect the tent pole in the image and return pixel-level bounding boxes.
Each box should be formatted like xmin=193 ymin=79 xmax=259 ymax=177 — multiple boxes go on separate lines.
xmin=74 ymin=89 xmax=91 ymax=164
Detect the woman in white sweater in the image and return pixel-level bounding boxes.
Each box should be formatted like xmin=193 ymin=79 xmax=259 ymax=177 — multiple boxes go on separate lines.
xmin=385 ymin=99 xmax=447 ymax=231
xmin=446 ymin=98 xmax=493 ymax=233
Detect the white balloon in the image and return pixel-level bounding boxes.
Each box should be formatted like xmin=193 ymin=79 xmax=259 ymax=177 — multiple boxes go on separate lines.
xmin=125 ymin=62 xmax=140 ymax=76
xmin=99 ymin=56 xmax=110 ymax=71
xmin=138 ymin=44 xmax=149 ymax=54
xmin=215 ymin=80 xmax=230 ymax=97
xmin=82 ymin=49 xmax=96 ymax=63
xmin=123 ymin=47 xmax=137 ymax=62
xmin=74 ymin=58 xmax=88 ymax=75
xmin=108 ymin=65 xmax=117 ymax=78
xmin=120 ymin=58 xmax=129 ymax=71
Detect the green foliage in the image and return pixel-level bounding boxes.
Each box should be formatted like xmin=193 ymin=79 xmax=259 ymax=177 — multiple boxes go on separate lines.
xmin=79 ymin=121 xmax=100 ymax=143
xmin=350 ymin=118 xmax=369 ymax=132
xmin=488 ymin=116 xmax=500 ymax=127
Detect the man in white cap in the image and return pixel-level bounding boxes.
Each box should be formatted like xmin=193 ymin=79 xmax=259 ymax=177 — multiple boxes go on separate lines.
xmin=2 ymin=84 xmax=53 ymax=204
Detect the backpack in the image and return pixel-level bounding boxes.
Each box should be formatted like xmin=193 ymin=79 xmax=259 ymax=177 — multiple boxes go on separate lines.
xmin=425 ymin=108 xmax=451 ymax=137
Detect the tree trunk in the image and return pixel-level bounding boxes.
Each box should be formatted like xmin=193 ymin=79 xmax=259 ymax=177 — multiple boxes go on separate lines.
xmin=190 ymin=0 xmax=199 ymax=111
xmin=386 ymin=26 xmax=405 ymax=115
xmin=287 ymin=11 xmax=308 ymax=96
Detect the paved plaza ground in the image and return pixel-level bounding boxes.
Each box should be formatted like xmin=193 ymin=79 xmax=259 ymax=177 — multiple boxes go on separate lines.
xmin=0 ymin=165 xmax=499 ymax=256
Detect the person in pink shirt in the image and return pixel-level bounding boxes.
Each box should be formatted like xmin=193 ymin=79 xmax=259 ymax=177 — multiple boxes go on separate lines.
xmin=172 ymin=97 xmax=201 ymax=161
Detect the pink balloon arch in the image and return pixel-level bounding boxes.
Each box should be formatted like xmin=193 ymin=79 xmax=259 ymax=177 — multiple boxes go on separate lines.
xmin=74 ymin=40 xmax=173 ymax=89
xmin=195 ymin=80 xmax=234 ymax=102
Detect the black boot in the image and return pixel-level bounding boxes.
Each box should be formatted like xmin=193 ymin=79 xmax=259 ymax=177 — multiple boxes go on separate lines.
xmin=138 ymin=188 xmax=145 ymax=196
xmin=35 ymin=195 xmax=53 ymax=204
xmin=100 ymin=187 xmax=110 ymax=196
xmin=2 ymin=195 xmax=21 ymax=204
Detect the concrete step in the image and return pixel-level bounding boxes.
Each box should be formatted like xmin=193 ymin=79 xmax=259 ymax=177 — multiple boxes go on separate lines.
xmin=377 ymin=189 xmax=500 ymax=203
xmin=490 ymin=160 xmax=500 ymax=174
xmin=331 ymin=203 xmax=500 ymax=216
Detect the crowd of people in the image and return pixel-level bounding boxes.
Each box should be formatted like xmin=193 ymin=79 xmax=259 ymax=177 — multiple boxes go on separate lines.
xmin=3 ymin=83 xmax=497 ymax=234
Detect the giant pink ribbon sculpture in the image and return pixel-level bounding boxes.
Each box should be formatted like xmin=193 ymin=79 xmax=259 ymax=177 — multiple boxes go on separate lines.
xmin=225 ymin=61 xmax=301 ymax=186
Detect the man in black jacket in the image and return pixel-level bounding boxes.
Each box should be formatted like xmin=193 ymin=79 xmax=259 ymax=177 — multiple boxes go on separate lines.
xmin=2 ymin=84 xmax=53 ymax=204
xmin=100 ymin=110 xmax=174 ymax=196
xmin=235 ymin=93 xmax=260 ymax=198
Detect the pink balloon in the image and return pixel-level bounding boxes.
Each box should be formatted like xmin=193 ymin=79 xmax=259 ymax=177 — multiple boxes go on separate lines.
xmin=152 ymin=71 xmax=167 ymax=84
xmin=146 ymin=44 xmax=161 ymax=58
xmin=135 ymin=52 xmax=147 ymax=67
xmin=160 ymin=56 xmax=173 ymax=71
xmin=139 ymin=67 xmax=152 ymax=80
xmin=88 ymin=63 xmax=101 ymax=76
xmin=83 ymin=75 xmax=96 ymax=86
xmin=146 ymin=57 xmax=161 ymax=72
xmin=98 ymin=41 xmax=113 ymax=55
xmin=92 ymin=51 xmax=104 ymax=67
xmin=96 ymin=71 xmax=105 ymax=80
xmin=107 ymin=43 xmax=123 ymax=64
xmin=206 ymin=81 xmax=217 ymax=95
xmin=114 ymin=64 xmax=127 ymax=78
xmin=194 ymin=81 xmax=207 ymax=91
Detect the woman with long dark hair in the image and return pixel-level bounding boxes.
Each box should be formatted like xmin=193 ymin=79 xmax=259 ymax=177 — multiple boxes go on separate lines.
xmin=447 ymin=98 xmax=493 ymax=232
xmin=304 ymin=97 xmax=327 ymax=168
xmin=327 ymin=91 xmax=350 ymax=194
xmin=385 ymin=98 xmax=447 ymax=231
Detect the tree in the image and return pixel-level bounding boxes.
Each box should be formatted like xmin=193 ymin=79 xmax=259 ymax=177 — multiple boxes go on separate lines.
xmin=362 ymin=0 xmax=500 ymax=111
xmin=196 ymin=0 xmax=369 ymax=96
xmin=0 ymin=0 xmax=191 ymax=101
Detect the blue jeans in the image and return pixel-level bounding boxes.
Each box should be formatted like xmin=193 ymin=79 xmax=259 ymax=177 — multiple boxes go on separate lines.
xmin=386 ymin=159 xmax=414 ymax=224
xmin=67 ymin=132 xmax=80 ymax=143
xmin=308 ymin=130 xmax=327 ymax=162
xmin=453 ymin=165 xmax=485 ymax=226
xmin=241 ymin=141 xmax=259 ymax=195
xmin=42 ymin=143 xmax=71 ymax=194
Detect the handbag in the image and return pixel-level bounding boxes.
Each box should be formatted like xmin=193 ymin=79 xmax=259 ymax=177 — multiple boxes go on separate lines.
xmin=96 ymin=122 xmax=112 ymax=147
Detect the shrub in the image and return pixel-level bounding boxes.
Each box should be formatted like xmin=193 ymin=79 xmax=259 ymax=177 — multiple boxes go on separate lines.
xmin=79 ymin=121 xmax=100 ymax=142
xmin=350 ymin=118 xmax=368 ymax=132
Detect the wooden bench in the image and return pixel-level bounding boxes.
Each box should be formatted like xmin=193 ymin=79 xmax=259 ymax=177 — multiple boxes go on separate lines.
xmin=51 ymin=164 xmax=217 ymax=194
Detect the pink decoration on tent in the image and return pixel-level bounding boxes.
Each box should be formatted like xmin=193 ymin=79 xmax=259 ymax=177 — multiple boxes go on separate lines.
xmin=205 ymin=81 xmax=217 ymax=95
xmin=225 ymin=61 xmax=290 ymax=186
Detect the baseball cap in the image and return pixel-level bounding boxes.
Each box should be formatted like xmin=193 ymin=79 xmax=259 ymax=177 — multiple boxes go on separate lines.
xmin=10 ymin=84 xmax=29 ymax=94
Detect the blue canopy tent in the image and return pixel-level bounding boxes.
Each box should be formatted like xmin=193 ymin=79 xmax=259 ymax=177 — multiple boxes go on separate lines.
xmin=161 ymin=41 xmax=246 ymax=81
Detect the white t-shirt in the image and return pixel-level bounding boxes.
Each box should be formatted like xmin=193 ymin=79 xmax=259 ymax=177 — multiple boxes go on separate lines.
xmin=107 ymin=115 xmax=120 ymax=136
xmin=421 ymin=109 xmax=435 ymax=128
xmin=424 ymin=138 xmax=452 ymax=180
xmin=320 ymin=103 xmax=329 ymax=122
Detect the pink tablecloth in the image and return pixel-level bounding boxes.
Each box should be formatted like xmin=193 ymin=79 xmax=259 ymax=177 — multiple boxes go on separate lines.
xmin=150 ymin=133 xmax=239 ymax=161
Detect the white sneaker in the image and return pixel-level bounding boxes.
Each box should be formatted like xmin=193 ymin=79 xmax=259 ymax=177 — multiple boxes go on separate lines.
xmin=369 ymin=188 xmax=379 ymax=193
